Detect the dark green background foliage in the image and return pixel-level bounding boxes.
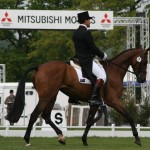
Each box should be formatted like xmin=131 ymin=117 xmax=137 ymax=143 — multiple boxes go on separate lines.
xmin=109 ymin=93 xmax=150 ymax=126
xmin=0 ymin=0 xmax=149 ymax=81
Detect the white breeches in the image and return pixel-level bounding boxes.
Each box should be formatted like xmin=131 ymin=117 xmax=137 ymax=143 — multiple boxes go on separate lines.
xmin=92 ymin=61 xmax=106 ymax=83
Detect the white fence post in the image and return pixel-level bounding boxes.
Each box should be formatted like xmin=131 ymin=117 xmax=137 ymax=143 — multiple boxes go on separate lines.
xmin=32 ymin=124 xmax=36 ymax=137
xmin=137 ymin=124 xmax=140 ymax=134
xmin=70 ymin=106 xmax=73 ymax=126
xmin=5 ymin=124 xmax=9 ymax=137
xmin=111 ymin=124 xmax=115 ymax=137
xmin=1 ymin=124 xmax=150 ymax=137
xmin=79 ymin=107 xmax=83 ymax=126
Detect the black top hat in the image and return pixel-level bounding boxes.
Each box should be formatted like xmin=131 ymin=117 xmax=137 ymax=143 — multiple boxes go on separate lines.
xmin=77 ymin=11 xmax=93 ymax=23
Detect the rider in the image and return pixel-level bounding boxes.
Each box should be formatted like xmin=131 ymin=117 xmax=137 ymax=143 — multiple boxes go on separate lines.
xmin=72 ymin=11 xmax=107 ymax=106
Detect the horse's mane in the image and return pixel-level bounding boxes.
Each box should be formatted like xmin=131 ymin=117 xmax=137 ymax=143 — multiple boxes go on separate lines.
xmin=110 ymin=48 xmax=137 ymax=61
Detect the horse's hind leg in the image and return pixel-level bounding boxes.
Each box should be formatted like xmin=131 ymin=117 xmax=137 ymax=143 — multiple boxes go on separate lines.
xmin=82 ymin=105 xmax=99 ymax=146
xmin=24 ymin=100 xmax=47 ymax=146
xmin=42 ymin=96 xmax=66 ymax=145
xmin=112 ymin=100 xmax=141 ymax=146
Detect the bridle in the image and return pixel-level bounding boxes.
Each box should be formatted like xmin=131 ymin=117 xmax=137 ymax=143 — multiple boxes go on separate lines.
xmin=107 ymin=49 xmax=148 ymax=78
xmin=103 ymin=48 xmax=149 ymax=97
xmin=107 ymin=60 xmax=136 ymax=75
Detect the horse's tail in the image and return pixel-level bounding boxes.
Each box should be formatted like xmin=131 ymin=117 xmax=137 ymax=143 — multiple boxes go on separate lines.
xmin=6 ymin=66 xmax=39 ymax=123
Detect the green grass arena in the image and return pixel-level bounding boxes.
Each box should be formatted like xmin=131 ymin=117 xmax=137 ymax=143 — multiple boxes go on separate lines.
xmin=0 ymin=137 xmax=150 ymax=150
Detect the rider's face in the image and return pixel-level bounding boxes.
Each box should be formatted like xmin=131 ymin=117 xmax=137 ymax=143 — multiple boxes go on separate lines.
xmin=85 ymin=19 xmax=91 ymax=28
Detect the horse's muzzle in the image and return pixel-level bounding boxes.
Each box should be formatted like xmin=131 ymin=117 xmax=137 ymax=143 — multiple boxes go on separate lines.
xmin=136 ymin=73 xmax=146 ymax=83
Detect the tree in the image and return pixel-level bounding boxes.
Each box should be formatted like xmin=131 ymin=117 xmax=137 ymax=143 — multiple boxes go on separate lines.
xmin=137 ymin=99 xmax=150 ymax=126
xmin=27 ymin=31 xmax=74 ymax=64
xmin=28 ymin=0 xmax=74 ymax=10
xmin=27 ymin=0 xmax=76 ymax=63
xmin=0 ymin=0 xmax=76 ymax=81
xmin=0 ymin=0 xmax=39 ymax=54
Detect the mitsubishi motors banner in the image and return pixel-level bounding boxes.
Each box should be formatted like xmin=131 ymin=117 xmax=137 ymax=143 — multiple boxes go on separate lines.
xmin=0 ymin=10 xmax=113 ymax=30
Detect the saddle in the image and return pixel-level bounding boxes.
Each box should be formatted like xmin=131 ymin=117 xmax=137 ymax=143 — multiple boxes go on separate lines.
xmin=70 ymin=58 xmax=81 ymax=69
xmin=71 ymin=58 xmax=80 ymax=65
xmin=70 ymin=58 xmax=100 ymax=83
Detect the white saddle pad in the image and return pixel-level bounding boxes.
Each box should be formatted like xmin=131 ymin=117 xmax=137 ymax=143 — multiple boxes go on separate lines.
xmin=70 ymin=60 xmax=91 ymax=84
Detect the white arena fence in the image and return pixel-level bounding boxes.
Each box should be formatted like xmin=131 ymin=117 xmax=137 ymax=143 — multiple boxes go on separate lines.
xmin=0 ymin=124 xmax=150 ymax=138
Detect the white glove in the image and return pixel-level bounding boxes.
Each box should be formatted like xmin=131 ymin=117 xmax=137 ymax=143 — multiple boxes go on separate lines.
xmin=102 ymin=53 xmax=107 ymax=61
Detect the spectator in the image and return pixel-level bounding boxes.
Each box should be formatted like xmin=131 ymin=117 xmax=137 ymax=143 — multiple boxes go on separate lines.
xmin=4 ymin=90 xmax=15 ymax=125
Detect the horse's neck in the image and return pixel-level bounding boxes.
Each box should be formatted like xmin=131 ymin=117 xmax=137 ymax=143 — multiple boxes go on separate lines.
xmin=111 ymin=51 xmax=133 ymax=79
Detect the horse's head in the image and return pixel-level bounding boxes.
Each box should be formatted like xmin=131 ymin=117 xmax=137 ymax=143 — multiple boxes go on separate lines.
xmin=131 ymin=48 xmax=149 ymax=83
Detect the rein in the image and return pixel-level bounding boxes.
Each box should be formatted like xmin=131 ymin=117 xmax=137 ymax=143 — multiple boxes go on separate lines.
xmin=107 ymin=60 xmax=136 ymax=75
xmin=103 ymin=59 xmax=136 ymax=98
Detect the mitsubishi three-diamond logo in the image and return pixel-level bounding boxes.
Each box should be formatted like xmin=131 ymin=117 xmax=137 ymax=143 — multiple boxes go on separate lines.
xmin=1 ymin=12 xmax=12 ymax=22
xmin=1 ymin=12 xmax=12 ymax=27
xmin=101 ymin=13 xmax=111 ymax=23
xmin=100 ymin=13 xmax=112 ymax=29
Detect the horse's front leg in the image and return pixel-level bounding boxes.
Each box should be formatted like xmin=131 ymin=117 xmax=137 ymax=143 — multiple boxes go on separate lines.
xmin=112 ymin=100 xmax=141 ymax=146
xmin=82 ymin=105 xmax=99 ymax=146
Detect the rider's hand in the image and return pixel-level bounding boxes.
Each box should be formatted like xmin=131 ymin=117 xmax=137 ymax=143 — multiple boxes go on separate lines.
xmin=102 ymin=53 xmax=107 ymax=61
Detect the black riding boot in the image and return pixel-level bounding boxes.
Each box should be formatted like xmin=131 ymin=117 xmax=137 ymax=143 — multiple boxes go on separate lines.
xmin=89 ymin=79 xmax=104 ymax=106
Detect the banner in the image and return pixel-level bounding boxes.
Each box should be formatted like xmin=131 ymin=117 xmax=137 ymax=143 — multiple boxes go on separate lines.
xmin=0 ymin=10 xmax=113 ymax=30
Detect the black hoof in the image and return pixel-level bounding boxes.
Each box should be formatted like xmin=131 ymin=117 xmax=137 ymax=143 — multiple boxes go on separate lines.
xmin=24 ymin=137 xmax=30 ymax=145
xmin=83 ymin=141 xmax=88 ymax=146
xmin=82 ymin=137 xmax=88 ymax=146
xmin=58 ymin=139 xmax=66 ymax=145
xmin=134 ymin=138 xmax=142 ymax=146
xmin=58 ymin=134 xmax=66 ymax=145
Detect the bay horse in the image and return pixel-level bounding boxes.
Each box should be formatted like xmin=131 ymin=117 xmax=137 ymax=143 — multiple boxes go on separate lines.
xmin=6 ymin=48 xmax=149 ymax=147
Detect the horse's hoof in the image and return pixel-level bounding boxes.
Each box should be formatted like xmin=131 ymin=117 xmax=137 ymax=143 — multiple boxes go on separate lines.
xmin=83 ymin=141 xmax=88 ymax=146
xmin=82 ymin=137 xmax=88 ymax=146
xmin=134 ymin=139 xmax=142 ymax=146
xmin=58 ymin=140 xmax=66 ymax=145
xmin=25 ymin=143 xmax=31 ymax=147
xmin=58 ymin=134 xmax=66 ymax=145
